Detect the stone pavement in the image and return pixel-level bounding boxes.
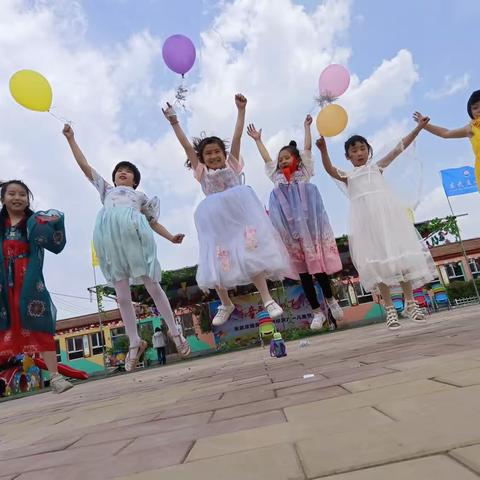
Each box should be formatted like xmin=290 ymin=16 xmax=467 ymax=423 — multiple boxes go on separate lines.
xmin=1 ymin=305 xmax=480 ymax=479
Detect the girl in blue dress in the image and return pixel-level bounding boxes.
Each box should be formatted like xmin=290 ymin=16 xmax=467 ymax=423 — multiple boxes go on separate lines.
xmin=62 ymin=125 xmax=190 ymax=370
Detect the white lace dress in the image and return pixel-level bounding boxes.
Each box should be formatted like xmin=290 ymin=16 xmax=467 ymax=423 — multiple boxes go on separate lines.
xmin=339 ymin=155 xmax=436 ymax=292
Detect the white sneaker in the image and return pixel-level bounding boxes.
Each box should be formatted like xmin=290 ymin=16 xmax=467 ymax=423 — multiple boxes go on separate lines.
xmin=310 ymin=310 xmax=327 ymax=330
xmin=326 ymin=298 xmax=344 ymax=321
xmin=265 ymin=300 xmax=283 ymax=320
xmin=50 ymin=374 xmax=73 ymax=394
xmin=212 ymin=304 xmax=235 ymax=326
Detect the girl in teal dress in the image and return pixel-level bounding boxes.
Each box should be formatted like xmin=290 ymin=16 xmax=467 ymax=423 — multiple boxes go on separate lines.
xmin=62 ymin=125 xmax=191 ymax=371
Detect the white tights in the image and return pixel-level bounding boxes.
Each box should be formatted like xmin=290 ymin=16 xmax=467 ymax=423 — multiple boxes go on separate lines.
xmin=114 ymin=277 xmax=179 ymax=348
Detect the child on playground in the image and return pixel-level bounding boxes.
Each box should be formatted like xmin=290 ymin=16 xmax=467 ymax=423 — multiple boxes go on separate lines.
xmin=317 ymin=116 xmax=436 ymax=330
xmin=414 ymin=90 xmax=480 ymax=189
xmin=163 ymin=94 xmax=291 ymax=326
xmin=63 ymin=125 xmax=191 ymax=371
xmin=247 ymin=115 xmax=343 ymax=330
xmin=0 ymin=180 xmax=72 ymax=393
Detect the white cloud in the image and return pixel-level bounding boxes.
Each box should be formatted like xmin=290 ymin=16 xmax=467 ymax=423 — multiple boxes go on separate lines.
xmin=341 ymin=49 xmax=419 ymax=130
xmin=0 ymin=0 xmax=430 ymax=318
xmin=426 ymin=73 xmax=470 ymax=100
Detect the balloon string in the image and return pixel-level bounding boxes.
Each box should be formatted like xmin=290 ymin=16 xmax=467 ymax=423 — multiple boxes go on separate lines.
xmin=174 ymin=77 xmax=188 ymax=112
xmin=48 ymin=107 xmax=72 ymax=125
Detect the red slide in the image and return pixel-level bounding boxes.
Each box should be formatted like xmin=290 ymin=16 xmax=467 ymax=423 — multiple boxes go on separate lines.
xmin=34 ymin=358 xmax=89 ymax=380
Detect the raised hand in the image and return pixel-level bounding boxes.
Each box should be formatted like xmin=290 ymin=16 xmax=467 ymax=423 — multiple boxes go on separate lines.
xmin=304 ymin=114 xmax=313 ymax=127
xmin=162 ymin=102 xmax=178 ymax=124
xmin=414 ymin=112 xmax=430 ymax=128
xmin=413 ymin=111 xmax=429 ymax=126
xmin=316 ymin=137 xmax=327 ymax=151
xmin=246 ymin=123 xmax=262 ymax=141
xmin=62 ymin=124 xmax=74 ymax=140
xmin=235 ymin=93 xmax=247 ymax=110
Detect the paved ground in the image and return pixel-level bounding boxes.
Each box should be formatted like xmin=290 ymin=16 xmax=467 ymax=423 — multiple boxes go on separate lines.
xmin=1 ymin=305 xmax=480 ymax=479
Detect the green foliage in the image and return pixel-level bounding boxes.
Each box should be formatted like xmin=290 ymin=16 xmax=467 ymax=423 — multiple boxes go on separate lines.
xmin=112 ymin=335 xmax=129 ymax=353
xmin=446 ymin=279 xmax=480 ymax=301
xmin=139 ymin=328 xmax=153 ymax=349
xmin=335 ymin=234 xmax=349 ymax=249
xmin=416 ymin=216 xmax=460 ymax=240
xmin=161 ymin=266 xmax=198 ymax=291
xmin=194 ymin=304 xmax=212 ymax=334
xmin=281 ymin=327 xmax=327 ymax=341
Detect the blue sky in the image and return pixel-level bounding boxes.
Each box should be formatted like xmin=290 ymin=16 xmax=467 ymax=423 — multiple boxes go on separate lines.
xmin=79 ymin=0 xmax=478 ymax=172
xmin=1 ymin=0 xmax=478 ymax=317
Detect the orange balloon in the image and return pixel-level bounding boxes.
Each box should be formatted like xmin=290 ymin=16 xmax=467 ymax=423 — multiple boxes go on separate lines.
xmin=316 ymin=104 xmax=348 ymax=137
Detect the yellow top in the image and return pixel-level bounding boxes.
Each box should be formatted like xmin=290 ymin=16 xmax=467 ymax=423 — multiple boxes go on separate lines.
xmin=471 ymin=119 xmax=480 ymax=156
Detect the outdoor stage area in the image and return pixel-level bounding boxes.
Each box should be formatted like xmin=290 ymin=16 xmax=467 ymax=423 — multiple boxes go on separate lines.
xmin=1 ymin=305 xmax=480 ymax=479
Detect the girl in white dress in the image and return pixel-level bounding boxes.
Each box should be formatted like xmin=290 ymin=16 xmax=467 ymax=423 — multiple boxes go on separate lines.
xmin=163 ymin=94 xmax=290 ymax=326
xmin=317 ymin=116 xmax=436 ymax=330
xmin=62 ymin=125 xmax=191 ymax=371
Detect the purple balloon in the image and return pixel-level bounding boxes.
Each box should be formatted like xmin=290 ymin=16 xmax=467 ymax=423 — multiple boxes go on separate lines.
xmin=318 ymin=64 xmax=350 ymax=99
xmin=162 ymin=34 xmax=196 ymax=76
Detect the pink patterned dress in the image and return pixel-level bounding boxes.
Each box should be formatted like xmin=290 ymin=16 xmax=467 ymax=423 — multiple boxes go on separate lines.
xmin=266 ymin=150 xmax=342 ymax=277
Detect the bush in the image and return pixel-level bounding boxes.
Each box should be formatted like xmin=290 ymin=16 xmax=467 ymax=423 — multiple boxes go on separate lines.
xmin=446 ymin=279 xmax=480 ymax=301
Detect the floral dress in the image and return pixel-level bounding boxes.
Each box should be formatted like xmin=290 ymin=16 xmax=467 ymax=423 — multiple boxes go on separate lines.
xmin=0 ymin=217 xmax=58 ymax=359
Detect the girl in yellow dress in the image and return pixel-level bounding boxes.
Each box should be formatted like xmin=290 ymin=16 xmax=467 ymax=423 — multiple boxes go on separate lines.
xmin=414 ymin=90 xmax=480 ymax=190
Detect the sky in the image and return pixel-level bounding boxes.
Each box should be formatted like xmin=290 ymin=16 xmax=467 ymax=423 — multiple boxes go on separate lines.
xmin=1 ymin=0 xmax=478 ymax=319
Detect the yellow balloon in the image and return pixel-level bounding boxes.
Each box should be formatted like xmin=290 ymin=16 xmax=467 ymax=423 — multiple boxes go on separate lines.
xmin=9 ymin=70 xmax=52 ymax=112
xmin=316 ymin=104 xmax=348 ymax=137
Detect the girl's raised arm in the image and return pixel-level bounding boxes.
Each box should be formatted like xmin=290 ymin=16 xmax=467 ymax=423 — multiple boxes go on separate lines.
xmin=413 ymin=111 xmax=471 ymax=139
xmin=62 ymin=124 xmax=93 ymax=180
xmin=247 ymin=124 xmax=274 ymax=164
xmin=230 ymin=93 xmax=247 ymax=161
xmin=162 ymin=103 xmax=199 ymax=170
xmin=316 ymin=137 xmax=346 ymax=183
xmin=304 ymin=114 xmax=313 ymax=151
xmin=377 ymin=115 xmax=430 ymax=169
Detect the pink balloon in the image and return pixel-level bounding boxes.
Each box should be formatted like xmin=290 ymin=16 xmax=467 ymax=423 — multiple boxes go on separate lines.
xmin=318 ymin=64 xmax=350 ymax=99
xmin=162 ymin=34 xmax=196 ymax=76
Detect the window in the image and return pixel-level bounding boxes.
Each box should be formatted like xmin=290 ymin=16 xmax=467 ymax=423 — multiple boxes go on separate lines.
xmin=55 ymin=339 xmax=61 ymax=363
xmin=66 ymin=336 xmax=84 ymax=360
xmin=335 ymin=284 xmax=350 ymax=308
xmin=177 ymin=312 xmax=195 ymax=337
xmin=90 ymin=331 xmax=105 ymax=356
xmin=110 ymin=327 xmax=125 ymax=342
xmin=469 ymin=258 xmax=480 ymax=279
xmin=445 ymin=262 xmax=465 ymax=282
xmin=354 ymin=283 xmax=373 ymax=304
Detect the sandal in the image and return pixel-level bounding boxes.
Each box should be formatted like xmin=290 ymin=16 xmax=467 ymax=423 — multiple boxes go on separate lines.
xmin=124 ymin=340 xmax=148 ymax=372
xmin=172 ymin=334 xmax=191 ymax=358
xmin=404 ymin=301 xmax=426 ymax=323
xmin=385 ymin=306 xmax=401 ymax=331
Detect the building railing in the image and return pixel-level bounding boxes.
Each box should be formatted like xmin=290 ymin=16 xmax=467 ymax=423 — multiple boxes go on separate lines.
xmin=453 ymin=297 xmax=480 ymax=307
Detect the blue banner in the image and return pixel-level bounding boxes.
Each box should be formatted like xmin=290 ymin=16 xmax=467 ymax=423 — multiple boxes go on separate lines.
xmin=441 ymin=166 xmax=478 ymax=197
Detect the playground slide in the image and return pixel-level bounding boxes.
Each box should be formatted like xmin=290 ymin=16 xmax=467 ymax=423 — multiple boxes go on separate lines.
xmin=33 ymin=358 xmax=89 ymax=380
